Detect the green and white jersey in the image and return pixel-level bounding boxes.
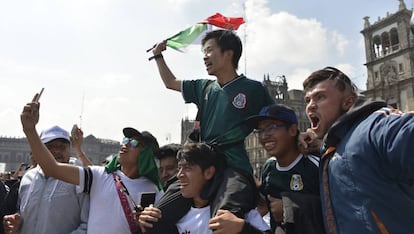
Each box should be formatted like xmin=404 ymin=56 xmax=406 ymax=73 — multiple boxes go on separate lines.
xmin=182 ymin=75 xmax=275 ymax=174
xmin=259 ymin=154 xmax=320 ymax=199
xmin=259 ymin=154 xmax=320 ymax=233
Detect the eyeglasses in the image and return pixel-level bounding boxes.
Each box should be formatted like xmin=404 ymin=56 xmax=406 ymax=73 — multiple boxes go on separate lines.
xmin=122 ymin=137 xmax=140 ymax=148
xmin=253 ymin=124 xmax=287 ymax=138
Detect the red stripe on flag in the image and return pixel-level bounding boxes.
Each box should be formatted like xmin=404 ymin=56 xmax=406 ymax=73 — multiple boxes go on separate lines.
xmin=201 ymin=13 xmax=245 ymax=30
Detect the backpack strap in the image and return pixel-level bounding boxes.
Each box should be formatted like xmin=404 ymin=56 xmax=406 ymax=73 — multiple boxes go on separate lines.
xmin=112 ymin=172 xmax=140 ymax=234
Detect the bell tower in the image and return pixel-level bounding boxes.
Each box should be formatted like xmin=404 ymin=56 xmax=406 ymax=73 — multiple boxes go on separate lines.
xmin=361 ymin=0 xmax=414 ymax=110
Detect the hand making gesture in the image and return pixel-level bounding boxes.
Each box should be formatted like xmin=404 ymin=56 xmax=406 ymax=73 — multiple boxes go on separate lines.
xmin=20 ymin=90 xmax=43 ymax=132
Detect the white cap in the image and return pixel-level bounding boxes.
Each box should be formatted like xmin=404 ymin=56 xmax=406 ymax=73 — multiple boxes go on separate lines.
xmin=40 ymin=126 xmax=70 ymax=144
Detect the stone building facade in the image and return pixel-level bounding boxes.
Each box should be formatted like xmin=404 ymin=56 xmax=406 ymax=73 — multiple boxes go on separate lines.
xmin=0 ymin=135 xmax=120 ymax=172
xmin=361 ymin=0 xmax=414 ymax=110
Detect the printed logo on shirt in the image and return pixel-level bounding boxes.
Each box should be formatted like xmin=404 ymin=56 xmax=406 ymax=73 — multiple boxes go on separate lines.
xmin=290 ymin=174 xmax=304 ymax=191
xmin=232 ymin=93 xmax=246 ymax=109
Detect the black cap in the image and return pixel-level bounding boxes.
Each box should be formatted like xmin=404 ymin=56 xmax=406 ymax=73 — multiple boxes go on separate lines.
xmin=246 ymin=104 xmax=298 ymax=129
xmin=123 ymin=127 xmax=159 ymax=154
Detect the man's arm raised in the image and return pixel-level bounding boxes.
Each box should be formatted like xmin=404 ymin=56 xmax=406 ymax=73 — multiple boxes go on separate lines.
xmin=20 ymin=93 xmax=80 ymax=185
xmin=151 ymin=41 xmax=182 ymax=92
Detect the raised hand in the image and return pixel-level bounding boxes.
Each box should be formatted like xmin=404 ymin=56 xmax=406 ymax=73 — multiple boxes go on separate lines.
xmin=20 ymin=93 xmax=42 ymax=131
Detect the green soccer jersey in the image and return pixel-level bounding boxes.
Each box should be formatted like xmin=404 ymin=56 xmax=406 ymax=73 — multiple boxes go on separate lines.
xmin=182 ymin=75 xmax=275 ymax=174
xmin=260 ymin=154 xmax=320 ymax=198
xmin=260 ymin=155 xmax=320 ymax=234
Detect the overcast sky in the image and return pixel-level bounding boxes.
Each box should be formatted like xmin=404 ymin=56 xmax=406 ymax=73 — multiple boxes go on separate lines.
xmin=0 ymin=0 xmax=407 ymax=146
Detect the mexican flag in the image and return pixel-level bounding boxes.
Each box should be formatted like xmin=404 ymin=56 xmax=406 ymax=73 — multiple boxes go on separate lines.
xmin=166 ymin=13 xmax=245 ymax=52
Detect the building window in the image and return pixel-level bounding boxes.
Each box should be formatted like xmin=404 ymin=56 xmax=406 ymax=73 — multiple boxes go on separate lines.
xmin=373 ymin=35 xmax=382 ymax=58
xmin=390 ymin=28 xmax=399 ymax=52
xmin=398 ymin=63 xmax=403 ymax=73
xmin=381 ymin=32 xmax=390 ymax=55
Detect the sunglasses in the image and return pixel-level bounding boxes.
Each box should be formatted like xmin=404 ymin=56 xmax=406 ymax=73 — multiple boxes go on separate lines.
xmin=122 ymin=137 xmax=140 ymax=148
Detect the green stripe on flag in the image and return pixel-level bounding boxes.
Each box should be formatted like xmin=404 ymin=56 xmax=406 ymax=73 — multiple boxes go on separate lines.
xmin=166 ymin=23 xmax=208 ymax=51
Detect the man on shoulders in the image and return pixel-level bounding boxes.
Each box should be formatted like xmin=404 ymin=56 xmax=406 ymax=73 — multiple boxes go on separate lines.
xmin=150 ymin=29 xmax=275 ymax=233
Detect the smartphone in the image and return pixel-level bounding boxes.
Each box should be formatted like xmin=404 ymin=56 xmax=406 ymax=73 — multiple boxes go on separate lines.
xmin=140 ymin=192 xmax=156 ymax=208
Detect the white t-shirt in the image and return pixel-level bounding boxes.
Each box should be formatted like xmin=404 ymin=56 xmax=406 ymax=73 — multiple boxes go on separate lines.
xmin=176 ymin=206 xmax=270 ymax=234
xmin=77 ymin=166 xmax=163 ymax=234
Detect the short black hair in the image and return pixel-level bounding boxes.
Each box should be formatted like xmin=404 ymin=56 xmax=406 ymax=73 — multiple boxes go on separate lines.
xmin=201 ymin=30 xmax=242 ymax=70
xmin=156 ymin=143 xmax=182 ymax=160
xmin=177 ymin=143 xmax=218 ymax=171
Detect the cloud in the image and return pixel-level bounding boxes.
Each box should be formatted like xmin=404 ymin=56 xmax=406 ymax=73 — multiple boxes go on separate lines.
xmin=330 ymin=30 xmax=349 ymax=56
xmin=0 ymin=0 xmax=369 ymax=145
xmin=240 ymin=0 xmax=352 ymax=90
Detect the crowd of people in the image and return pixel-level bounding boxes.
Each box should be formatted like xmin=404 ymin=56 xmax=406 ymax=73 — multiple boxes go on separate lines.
xmin=1 ymin=28 xmax=414 ymax=234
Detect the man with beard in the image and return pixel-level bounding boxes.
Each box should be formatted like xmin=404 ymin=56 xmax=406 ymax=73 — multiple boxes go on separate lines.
xmin=303 ymin=66 xmax=414 ymax=233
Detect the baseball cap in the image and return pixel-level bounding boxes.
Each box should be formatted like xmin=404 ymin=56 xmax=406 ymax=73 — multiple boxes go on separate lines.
xmin=40 ymin=125 xmax=70 ymax=144
xmin=246 ymin=104 xmax=298 ymax=128
xmin=123 ymin=127 xmax=159 ymax=154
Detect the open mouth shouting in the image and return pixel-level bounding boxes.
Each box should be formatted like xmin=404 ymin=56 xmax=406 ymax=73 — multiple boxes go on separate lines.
xmin=309 ymin=114 xmax=320 ymax=131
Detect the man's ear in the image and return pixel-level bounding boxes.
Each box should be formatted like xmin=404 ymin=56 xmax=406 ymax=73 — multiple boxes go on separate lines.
xmin=342 ymin=95 xmax=356 ymax=110
xmin=204 ymin=166 xmax=216 ymax=180
xmin=224 ymin=49 xmax=233 ymax=61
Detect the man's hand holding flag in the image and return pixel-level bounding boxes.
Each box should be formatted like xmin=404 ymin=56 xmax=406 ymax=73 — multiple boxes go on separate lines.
xmin=148 ymin=13 xmax=244 ymax=60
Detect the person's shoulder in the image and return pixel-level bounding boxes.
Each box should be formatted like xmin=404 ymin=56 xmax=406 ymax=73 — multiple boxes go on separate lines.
xmin=264 ymin=156 xmax=277 ymax=163
xmin=182 ymin=79 xmax=215 ymax=92
xmin=262 ymin=157 xmax=277 ymax=170
xmin=239 ymin=75 xmax=263 ymax=85
xmin=20 ymin=167 xmax=38 ymax=180
xmin=183 ymin=78 xmax=214 ymax=85
xmin=87 ymin=165 xmax=107 ymax=178
xmin=303 ymin=154 xmax=320 ymax=168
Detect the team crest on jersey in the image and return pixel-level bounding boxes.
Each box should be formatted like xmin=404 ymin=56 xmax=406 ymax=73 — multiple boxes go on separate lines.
xmin=232 ymin=93 xmax=246 ymax=109
xmin=290 ymin=174 xmax=304 ymax=191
